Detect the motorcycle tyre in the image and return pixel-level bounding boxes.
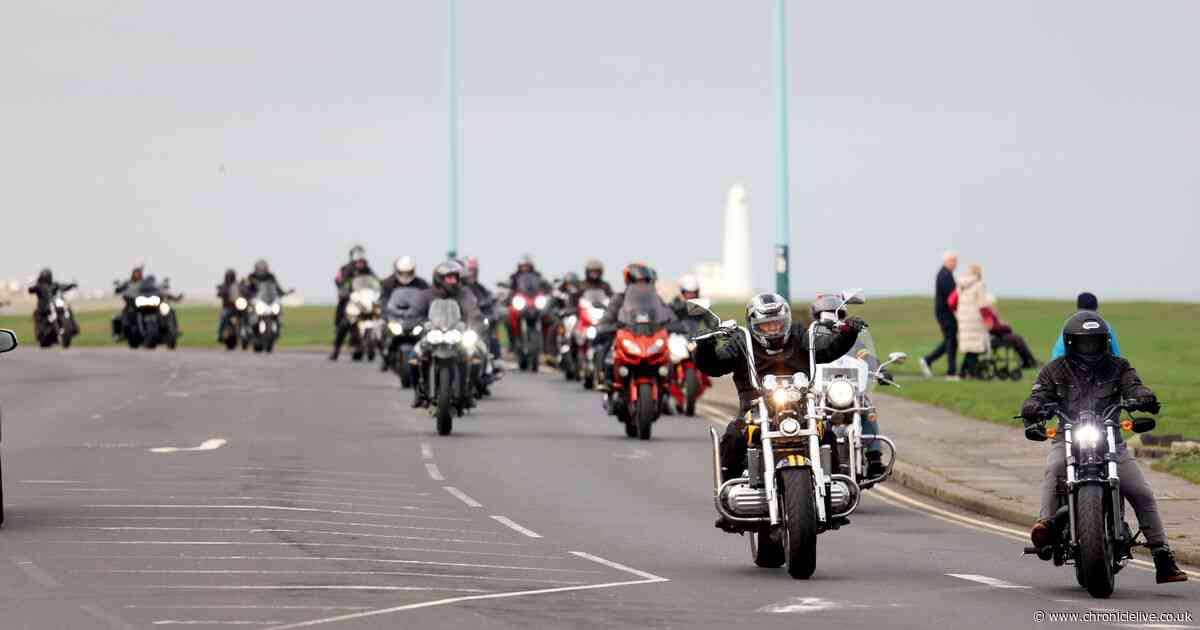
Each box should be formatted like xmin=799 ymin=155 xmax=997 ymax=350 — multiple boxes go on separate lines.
xmin=435 ymin=365 xmax=454 ymax=436
xmin=1076 ymin=485 xmax=1115 ymax=598
xmin=780 ymin=467 xmax=818 ymax=579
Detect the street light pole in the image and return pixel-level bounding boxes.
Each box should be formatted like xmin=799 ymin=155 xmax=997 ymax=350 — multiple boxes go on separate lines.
xmin=447 ymin=0 xmax=460 ymax=259
xmin=773 ymin=0 xmax=791 ymax=301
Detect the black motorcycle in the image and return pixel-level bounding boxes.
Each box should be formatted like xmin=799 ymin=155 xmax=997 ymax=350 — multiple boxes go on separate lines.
xmin=33 ymin=286 xmax=78 ymax=348
xmin=419 ymin=299 xmax=477 ymax=436
xmin=246 ymin=281 xmax=287 ymax=353
xmin=219 ymin=284 xmax=250 ymax=351
xmin=1022 ymin=401 xmax=1157 ymax=598
xmin=115 ymin=276 xmax=181 ymax=350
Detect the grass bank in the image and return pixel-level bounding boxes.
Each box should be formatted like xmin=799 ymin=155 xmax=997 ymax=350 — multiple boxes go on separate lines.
xmin=711 ymin=298 xmax=1200 ymax=442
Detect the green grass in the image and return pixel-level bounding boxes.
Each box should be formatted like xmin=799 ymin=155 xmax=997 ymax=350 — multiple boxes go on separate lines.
xmin=0 ymin=305 xmax=336 ymax=349
xmin=711 ymin=298 xmax=1200 ymax=441
xmin=1153 ymin=453 xmax=1200 ymax=485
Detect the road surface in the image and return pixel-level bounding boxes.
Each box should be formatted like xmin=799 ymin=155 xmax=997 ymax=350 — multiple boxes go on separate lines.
xmin=0 ymin=349 xmax=1195 ymax=629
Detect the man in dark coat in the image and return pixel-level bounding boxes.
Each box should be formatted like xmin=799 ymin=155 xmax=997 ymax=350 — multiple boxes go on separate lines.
xmin=920 ymin=250 xmax=959 ymax=379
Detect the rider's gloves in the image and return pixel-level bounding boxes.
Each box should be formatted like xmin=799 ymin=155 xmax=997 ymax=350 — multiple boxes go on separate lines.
xmin=1020 ymin=399 xmax=1049 ymax=424
xmin=841 ymin=316 xmax=869 ymax=334
xmin=1024 ymin=424 xmax=1048 ymax=442
xmin=1132 ymin=396 xmax=1161 ymax=415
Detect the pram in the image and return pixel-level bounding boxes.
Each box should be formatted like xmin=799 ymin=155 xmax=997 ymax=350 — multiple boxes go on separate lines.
xmin=974 ymin=333 xmax=1024 ymax=381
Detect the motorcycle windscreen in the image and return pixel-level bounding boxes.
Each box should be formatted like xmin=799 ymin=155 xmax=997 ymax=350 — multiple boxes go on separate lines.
xmin=514 ymin=272 xmax=542 ymax=296
xmin=351 ymin=275 xmax=382 ymax=293
xmin=428 ymin=299 xmax=463 ymax=331
xmin=815 ymin=328 xmax=878 ymax=391
xmin=617 ymin=285 xmax=672 ymax=336
xmin=387 ymin=286 xmax=429 ymax=322
xmin=581 ymin=288 xmax=608 ymax=307
xmin=257 ymin=281 xmax=281 ymax=303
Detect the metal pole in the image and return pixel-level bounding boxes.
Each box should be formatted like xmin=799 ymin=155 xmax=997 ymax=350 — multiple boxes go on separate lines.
xmin=773 ymin=0 xmax=791 ymax=301
xmin=447 ymin=0 xmax=460 ymax=259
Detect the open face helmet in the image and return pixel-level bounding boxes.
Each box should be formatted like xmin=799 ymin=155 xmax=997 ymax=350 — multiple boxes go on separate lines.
xmin=433 ymin=260 xmax=463 ymax=295
xmin=394 ymin=256 xmax=416 ymax=284
xmin=747 ymin=293 xmax=792 ymax=350
xmin=678 ymin=274 xmax=700 ymax=300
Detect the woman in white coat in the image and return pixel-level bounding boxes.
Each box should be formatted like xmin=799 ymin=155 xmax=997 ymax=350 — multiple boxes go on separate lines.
xmin=955 ymin=263 xmax=991 ymax=378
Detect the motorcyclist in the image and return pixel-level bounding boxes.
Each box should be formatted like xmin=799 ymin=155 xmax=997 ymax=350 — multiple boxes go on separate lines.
xmin=1020 ymin=311 xmax=1186 ymax=584
xmin=330 ymin=245 xmax=375 ymax=360
xmin=582 ymin=259 xmax=613 ymax=297
xmin=413 ymin=260 xmax=484 ymax=408
xmin=381 ymin=257 xmax=431 ymax=373
xmin=112 ymin=266 xmax=146 ymax=340
xmin=594 ymin=263 xmax=675 ymax=391
xmin=692 ymin=293 xmax=866 ymax=529
xmin=216 ymin=269 xmax=241 ymax=342
xmin=504 ymin=254 xmax=551 ymax=352
xmin=462 ymin=256 xmax=501 ymax=361
xmin=245 ymin=259 xmax=285 ymax=297
xmin=28 ymin=269 xmax=77 ymax=341
xmin=668 ymin=274 xmax=701 ymax=320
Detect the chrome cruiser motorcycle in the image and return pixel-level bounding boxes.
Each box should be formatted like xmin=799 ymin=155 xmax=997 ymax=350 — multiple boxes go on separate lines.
xmin=1022 ymin=402 xmax=1157 ymax=598
xmin=688 ymin=295 xmax=880 ymax=579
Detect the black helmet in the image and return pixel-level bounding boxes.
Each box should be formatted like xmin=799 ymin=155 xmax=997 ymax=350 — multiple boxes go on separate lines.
xmin=1063 ymin=310 xmax=1110 ymax=365
xmin=349 ymin=245 xmax=366 ymax=262
xmin=747 ymin=293 xmax=792 ymax=350
xmin=224 ymin=268 xmax=237 ymax=283
xmin=38 ymin=268 xmax=53 ymax=284
xmin=432 ymin=260 xmax=464 ymax=295
xmin=623 ymin=263 xmax=653 ymax=286
xmin=585 ymin=259 xmax=603 ymax=280
xmin=809 ymin=293 xmax=846 ymax=322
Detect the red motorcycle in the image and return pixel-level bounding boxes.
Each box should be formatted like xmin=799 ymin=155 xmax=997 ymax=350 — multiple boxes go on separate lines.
xmin=507 ymin=291 xmax=548 ymax=372
xmin=668 ymin=326 xmax=710 ymax=416
xmin=608 ymin=286 xmax=673 ymax=440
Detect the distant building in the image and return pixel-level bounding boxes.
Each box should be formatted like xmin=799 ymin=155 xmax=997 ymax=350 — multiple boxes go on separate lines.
xmin=693 ymin=184 xmax=752 ymax=301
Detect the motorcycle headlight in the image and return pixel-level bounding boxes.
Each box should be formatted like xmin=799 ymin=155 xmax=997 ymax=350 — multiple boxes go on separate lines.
xmin=564 ymin=316 xmax=577 ymax=330
xmin=149 ymin=295 xmax=161 ymax=307
xmin=826 ymin=380 xmax=855 ymax=409
xmin=668 ymin=335 xmax=689 ymax=361
xmin=345 ymin=303 xmax=361 ymax=318
xmin=54 ymin=298 xmax=65 ymax=308
xmin=511 ymin=295 xmax=527 ymax=311
xmin=388 ymin=321 xmax=403 ymax=335
xmin=254 ymin=301 xmax=268 ymax=315
xmin=779 ymin=417 xmax=802 ymax=436
xmin=462 ymin=329 xmax=479 ymax=348
xmin=134 ymin=296 xmax=146 ymax=307
xmin=411 ymin=325 xmax=422 ymax=337
xmin=158 ymin=302 xmax=171 ymax=316
xmin=586 ymin=326 xmax=597 ymax=340
xmin=445 ymin=329 xmax=463 ymax=345
xmin=427 ymin=329 xmax=445 ymax=344
xmin=620 ymin=338 xmax=642 ymax=356
xmin=235 ymin=297 xmax=248 ymax=311
xmin=772 ymin=388 xmax=790 ymax=407
xmin=271 ymin=302 xmax=281 ymax=315
xmin=1074 ymin=424 xmax=1102 ymax=448
xmin=589 ymin=307 xmax=606 ymax=322
xmin=534 ymin=295 xmax=548 ymax=310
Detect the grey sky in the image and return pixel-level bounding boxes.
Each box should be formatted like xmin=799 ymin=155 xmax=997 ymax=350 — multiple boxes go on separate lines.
xmin=3 ymin=1 xmax=1196 ymax=302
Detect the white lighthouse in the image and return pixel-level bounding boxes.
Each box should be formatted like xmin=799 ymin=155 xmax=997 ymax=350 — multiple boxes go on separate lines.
xmin=693 ymin=184 xmax=753 ymax=301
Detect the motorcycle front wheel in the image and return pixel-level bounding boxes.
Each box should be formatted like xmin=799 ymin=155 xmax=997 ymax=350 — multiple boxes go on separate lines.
xmin=435 ymin=364 xmax=454 ymax=436
xmin=1075 ymin=485 xmax=1115 ymax=598
xmin=635 ymin=383 xmax=656 ymax=440
xmin=780 ymin=468 xmax=818 ymax=579
xmin=684 ymin=367 xmax=699 ymax=416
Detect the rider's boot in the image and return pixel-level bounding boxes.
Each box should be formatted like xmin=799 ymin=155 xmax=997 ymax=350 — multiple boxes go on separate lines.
xmin=866 ymin=451 xmax=886 ymax=479
xmin=1152 ymin=546 xmax=1188 ymax=584
xmin=1030 ymin=518 xmax=1056 ymax=548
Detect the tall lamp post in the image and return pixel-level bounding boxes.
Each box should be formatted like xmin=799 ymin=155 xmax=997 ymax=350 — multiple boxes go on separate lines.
xmin=447 ymin=0 xmax=460 ymax=259
xmin=773 ymin=0 xmax=791 ymax=301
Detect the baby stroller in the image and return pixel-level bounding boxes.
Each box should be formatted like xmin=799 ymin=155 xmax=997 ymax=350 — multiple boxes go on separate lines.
xmin=975 ymin=333 xmax=1024 ymax=381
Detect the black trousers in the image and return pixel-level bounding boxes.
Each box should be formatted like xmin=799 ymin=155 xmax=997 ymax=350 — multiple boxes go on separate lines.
xmin=997 ymin=332 xmax=1038 ymax=368
xmin=924 ymin=317 xmax=958 ymax=376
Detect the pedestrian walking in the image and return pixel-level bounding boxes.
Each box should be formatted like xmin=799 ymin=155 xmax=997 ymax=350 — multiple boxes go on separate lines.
xmin=920 ymin=250 xmax=959 ymax=379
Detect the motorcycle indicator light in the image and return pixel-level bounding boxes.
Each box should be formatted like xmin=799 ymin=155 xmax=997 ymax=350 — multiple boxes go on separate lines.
xmin=512 ymin=295 xmax=527 ymax=311
xmin=462 ymin=329 xmax=479 ymax=348
xmin=1045 ymin=426 xmax=1058 ymax=439
xmin=1121 ymin=419 xmax=1133 ymax=432
xmin=158 ymin=303 xmax=171 ymax=316
xmin=620 ymin=338 xmax=642 ymax=356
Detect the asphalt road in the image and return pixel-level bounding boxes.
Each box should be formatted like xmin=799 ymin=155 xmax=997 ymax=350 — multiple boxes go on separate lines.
xmin=0 ymin=349 xmax=1196 ymax=629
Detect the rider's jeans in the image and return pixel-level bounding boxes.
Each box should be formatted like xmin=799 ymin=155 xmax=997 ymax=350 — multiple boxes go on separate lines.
xmin=218 ymin=307 xmax=233 ymax=339
xmin=1038 ymin=442 xmax=1166 ymax=547
xmin=861 ymin=414 xmax=881 ymax=454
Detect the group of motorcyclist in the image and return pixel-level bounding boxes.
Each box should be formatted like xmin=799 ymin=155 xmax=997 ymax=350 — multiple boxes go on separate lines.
xmin=216 ymin=259 xmax=291 ymax=351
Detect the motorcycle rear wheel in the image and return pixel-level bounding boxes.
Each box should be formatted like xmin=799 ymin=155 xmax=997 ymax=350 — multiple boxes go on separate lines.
xmin=780 ymin=468 xmax=818 ymax=579
xmin=1076 ymin=485 xmax=1115 ymax=598
xmin=636 ymin=383 xmax=655 ymax=440
xmin=752 ymin=529 xmax=785 ymax=568
xmin=436 ymin=365 xmax=454 ymax=436
xmin=684 ymin=368 xmax=699 ymax=416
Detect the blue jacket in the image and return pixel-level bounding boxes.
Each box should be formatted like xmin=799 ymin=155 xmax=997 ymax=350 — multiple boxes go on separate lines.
xmin=1049 ymin=325 xmax=1120 ymax=360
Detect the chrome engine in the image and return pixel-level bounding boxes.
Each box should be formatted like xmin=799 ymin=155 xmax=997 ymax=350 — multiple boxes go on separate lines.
xmin=721 ymin=482 xmax=769 ymax=516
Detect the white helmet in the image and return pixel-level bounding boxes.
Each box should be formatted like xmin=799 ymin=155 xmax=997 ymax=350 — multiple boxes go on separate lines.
xmin=394 ymin=256 xmax=416 ymax=275
xmin=678 ymin=274 xmax=700 ymax=294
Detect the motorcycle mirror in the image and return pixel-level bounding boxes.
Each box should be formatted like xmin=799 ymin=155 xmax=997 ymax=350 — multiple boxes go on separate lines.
xmin=888 ymin=351 xmax=907 ymax=365
xmin=497 ymin=282 xmax=511 ymax=289
xmin=720 ymin=319 xmax=738 ymax=329
xmin=1131 ymin=417 xmax=1156 ymax=433
xmin=0 ymin=329 xmax=16 ymax=354
xmin=841 ymin=288 xmax=865 ymax=305
xmin=685 ymin=298 xmax=721 ymax=327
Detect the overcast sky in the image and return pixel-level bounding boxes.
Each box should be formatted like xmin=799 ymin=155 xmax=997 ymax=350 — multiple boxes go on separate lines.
xmin=2 ymin=1 xmax=1196 ymax=302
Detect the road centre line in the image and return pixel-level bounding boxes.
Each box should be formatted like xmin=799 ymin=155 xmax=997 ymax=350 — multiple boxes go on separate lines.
xmin=80 ymin=504 xmax=462 ymax=519
xmin=264 ymin=551 xmax=667 ymax=629
xmin=55 ymin=556 xmax=592 ymax=573
xmin=88 ymin=570 xmax=584 ymax=585
xmin=443 ymin=486 xmax=483 ymax=507
xmin=50 ymin=519 xmax=500 ymax=535
xmin=946 ymin=574 xmax=1031 ymax=589
xmin=425 ymin=463 xmax=445 ymax=481
xmin=34 ymin=541 xmax=561 ymax=559
xmin=46 ymin=527 xmax=523 ymax=546
xmin=490 ymin=516 xmax=543 ymax=538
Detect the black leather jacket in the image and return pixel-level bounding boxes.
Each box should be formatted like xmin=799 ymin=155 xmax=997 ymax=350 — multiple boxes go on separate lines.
xmin=1021 ymin=356 xmax=1153 ymax=444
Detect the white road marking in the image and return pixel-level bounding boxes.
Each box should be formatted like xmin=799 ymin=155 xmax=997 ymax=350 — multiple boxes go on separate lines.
xmin=197 ymin=497 xmax=445 ymax=510
xmin=54 ymin=517 xmax=495 ymax=534
xmin=756 ymin=597 xmax=864 ymax=614
xmin=490 ymin=516 xmax=542 ymax=538
xmin=37 ymin=541 xmax=558 ymax=559
xmin=10 ymin=555 xmax=60 ymax=588
xmin=425 ymin=463 xmax=445 ymax=481
xmin=80 ymin=603 xmax=140 ymax=630
xmin=164 ymin=391 xmax=190 ymax=398
xmin=149 ymin=438 xmax=227 ymax=454
xmin=59 ymin=556 xmax=590 ymax=573
xmin=443 ymin=486 xmax=482 ymax=508
xmin=421 ymin=443 xmax=434 ymax=459
xmin=946 ymin=573 xmax=1031 ymax=589
xmin=143 ymin=586 xmax=491 ymax=593
xmin=264 ymin=551 xmax=667 ymax=629
xmin=19 ymin=480 xmax=82 ymax=484
xmin=235 ymin=466 xmax=406 ymax=479
xmin=613 ymin=449 xmax=650 ymax=460
xmin=127 ymin=606 xmax=371 ymax=611
xmin=153 ymin=623 xmax=279 ymax=627
xmin=81 ymin=504 xmax=459 ymax=519
xmin=93 ymin=570 xmax=584 ymax=585
xmin=50 ymin=526 xmax=521 ymax=546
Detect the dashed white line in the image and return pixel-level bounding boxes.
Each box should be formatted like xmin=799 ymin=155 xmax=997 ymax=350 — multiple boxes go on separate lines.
xmin=490 ymin=515 xmax=542 ymax=539
xmin=53 ymin=517 xmax=496 ymax=534
xmin=946 ymin=573 xmax=1030 ymax=589
xmin=425 ymin=463 xmax=445 ymax=481
xmin=442 ymin=486 xmax=482 ymax=508
xmin=94 ymin=570 xmax=584 ymax=585
xmin=149 ymin=438 xmax=227 ymax=454
xmin=568 ymin=551 xmax=668 ymax=582
xmin=80 ymin=504 xmax=460 ymax=520
xmin=420 ymin=443 xmax=434 ymax=460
